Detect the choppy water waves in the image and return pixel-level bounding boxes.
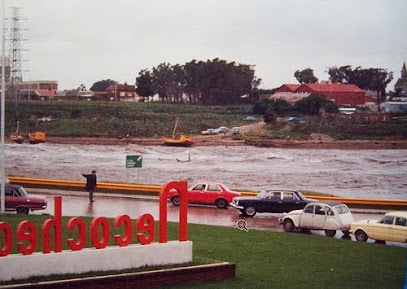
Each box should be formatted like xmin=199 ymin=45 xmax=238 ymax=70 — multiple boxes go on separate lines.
xmin=5 ymin=143 xmax=407 ymax=200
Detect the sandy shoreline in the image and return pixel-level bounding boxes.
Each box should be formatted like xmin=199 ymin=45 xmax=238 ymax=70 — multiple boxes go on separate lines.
xmin=44 ymin=136 xmax=407 ymax=150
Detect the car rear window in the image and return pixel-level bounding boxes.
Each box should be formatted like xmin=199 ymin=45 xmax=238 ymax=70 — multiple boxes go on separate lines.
xmin=207 ymin=184 xmax=221 ymax=192
xmin=334 ymin=205 xmax=350 ymax=214
xmin=282 ymin=192 xmax=298 ymax=201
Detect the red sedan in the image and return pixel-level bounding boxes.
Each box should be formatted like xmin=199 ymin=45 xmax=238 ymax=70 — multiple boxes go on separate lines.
xmin=168 ymin=182 xmax=240 ymax=208
xmin=1 ymin=184 xmax=47 ymax=214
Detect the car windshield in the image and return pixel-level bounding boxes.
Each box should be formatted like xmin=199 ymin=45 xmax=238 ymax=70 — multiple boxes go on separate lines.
xmin=334 ymin=205 xmax=349 ymax=214
xmin=257 ymin=190 xmax=270 ymax=199
xmin=17 ymin=186 xmax=29 ymax=197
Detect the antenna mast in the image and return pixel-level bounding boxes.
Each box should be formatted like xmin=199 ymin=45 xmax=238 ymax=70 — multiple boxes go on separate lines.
xmin=8 ymin=6 xmax=26 ymax=105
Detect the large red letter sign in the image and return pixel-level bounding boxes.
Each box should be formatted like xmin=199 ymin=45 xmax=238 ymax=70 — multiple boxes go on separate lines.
xmin=159 ymin=180 xmax=188 ymax=243
xmin=42 ymin=196 xmax=62 ymax=254
xmin=0 ymin=222 xmax=12 ymax=256
xmin=136 ymin=214 xmax=154 ymax=245
xmin=113 ymin=215 xmax=132 ymax=247
xmin=66 ymin=217 xmax=87 ymax=251
xmin=16 ymin=221 xmax=37 ymax=255
xmin=91 ymin=217 xmax=110 ymax=249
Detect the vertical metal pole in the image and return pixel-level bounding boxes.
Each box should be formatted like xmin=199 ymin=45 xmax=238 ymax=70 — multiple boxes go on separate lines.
xmin=1 ymin=0 xmax=7 ymax=214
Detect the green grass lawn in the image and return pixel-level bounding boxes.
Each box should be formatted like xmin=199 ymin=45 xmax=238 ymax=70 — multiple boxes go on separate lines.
xmin=1 ymin=215 xmax=406 ymax=289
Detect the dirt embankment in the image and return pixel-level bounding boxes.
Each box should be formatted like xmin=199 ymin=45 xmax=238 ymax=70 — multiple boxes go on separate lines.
xmin=36 ymin=121 xmax=407 ymax=149
xmin=45 ymin=136 xmax=407 ymax=150
xmin=42 ymin=122 xmax=407 ymax=149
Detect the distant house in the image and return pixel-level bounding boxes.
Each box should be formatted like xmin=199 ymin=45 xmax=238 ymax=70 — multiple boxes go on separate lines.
xmin=296 ymin=83 xmax=366 ymax=106
xmin=268 ymin=92 xmax=311 ymax=104
xmin=274 ymin=84 xmax=301 ymax=93
xmin=18 ymin=89 xmax=58 ymax=101
xmin=105 ymin=83 xmax=141 ymax=102
xmin=59 ymin=90 xmax=96 ymax=101
xmin=18 ymin=80 xmax=59 ymax=101
xmin=269 ymin=83 xmax=366 ymax=106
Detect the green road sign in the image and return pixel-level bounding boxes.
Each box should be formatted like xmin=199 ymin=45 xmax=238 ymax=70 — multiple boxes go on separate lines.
xmin=126 ymin=155 xmax=142 ymax=168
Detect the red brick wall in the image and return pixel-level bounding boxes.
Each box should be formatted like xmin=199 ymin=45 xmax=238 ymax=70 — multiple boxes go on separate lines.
xmin=2 ymin=262 xmax=236 ymax=289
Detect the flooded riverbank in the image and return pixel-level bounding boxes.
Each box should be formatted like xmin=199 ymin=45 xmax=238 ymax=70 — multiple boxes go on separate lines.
xmin=5 ymin=142 xmax=407 ymax=200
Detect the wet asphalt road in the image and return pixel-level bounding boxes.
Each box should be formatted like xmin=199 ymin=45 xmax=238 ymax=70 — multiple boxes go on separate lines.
xmin=24 ymin=189 xmax=406 ymax=247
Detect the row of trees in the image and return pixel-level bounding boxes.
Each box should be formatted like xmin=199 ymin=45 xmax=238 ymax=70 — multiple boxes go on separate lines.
xmin=134 ymin=59 xmax=261 ymax=105
xmin=90 ymin=59 xmax=261 ymax=105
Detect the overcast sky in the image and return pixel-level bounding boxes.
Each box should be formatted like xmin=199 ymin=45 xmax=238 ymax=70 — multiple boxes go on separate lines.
xmin=4 ymin=0 xmax=407 ymax=91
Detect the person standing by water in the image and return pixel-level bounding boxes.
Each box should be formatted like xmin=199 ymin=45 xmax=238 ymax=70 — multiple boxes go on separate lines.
xmin=82 ymin=170 xmax=97 ymax=202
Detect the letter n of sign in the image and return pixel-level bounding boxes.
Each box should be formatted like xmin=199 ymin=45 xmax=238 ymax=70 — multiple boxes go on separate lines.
xmin=159 ymin=181 xmax=188 ymax=243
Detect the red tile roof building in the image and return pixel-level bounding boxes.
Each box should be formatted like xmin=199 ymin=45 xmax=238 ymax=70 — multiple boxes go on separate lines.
xmin=271 ymin=83 xmax=366 ymax=106
xmin=274 ymin=84 xmax=301 ymax=93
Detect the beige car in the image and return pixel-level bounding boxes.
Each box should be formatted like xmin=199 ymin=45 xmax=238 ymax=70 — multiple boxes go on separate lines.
xmin=350 ymin=211 xmax=407 ymax=243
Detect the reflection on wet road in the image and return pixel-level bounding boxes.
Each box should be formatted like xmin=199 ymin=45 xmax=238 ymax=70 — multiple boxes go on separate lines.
xmin=27 ymin=192 xmax=406 ymax=248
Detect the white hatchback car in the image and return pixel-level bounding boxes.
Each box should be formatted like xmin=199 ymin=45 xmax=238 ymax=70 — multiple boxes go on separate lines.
xmin=278 ymin=201 xmax=354 ymax=237
xmin=350 ymin=211 xmax=407 ymax=243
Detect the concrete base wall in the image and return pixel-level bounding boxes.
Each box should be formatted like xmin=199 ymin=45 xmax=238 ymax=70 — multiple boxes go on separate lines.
xmin=0 ymin=262 xmax=236 ymax=289
xmin=0 ymin=241 xmax=192 ymax=281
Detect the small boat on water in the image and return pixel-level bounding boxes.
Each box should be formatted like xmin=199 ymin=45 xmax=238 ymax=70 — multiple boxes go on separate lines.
xmin=28 ymin=131 xmax=47 ymax=144
xmin=162 ymin=118 xmax=193 ymax=147
xmin=10 ymin=121 xmax=24 ymax=144
xmin=10 ymin=133 xmax=24 ymax=144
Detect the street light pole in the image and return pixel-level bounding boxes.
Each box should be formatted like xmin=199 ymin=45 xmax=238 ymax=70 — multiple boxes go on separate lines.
xmin=1 ymin=0 xmax=7 ymax=214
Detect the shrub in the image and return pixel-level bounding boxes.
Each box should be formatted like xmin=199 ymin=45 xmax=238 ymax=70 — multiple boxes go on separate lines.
xmin=294 ymin=93 xmax=338 ymax=115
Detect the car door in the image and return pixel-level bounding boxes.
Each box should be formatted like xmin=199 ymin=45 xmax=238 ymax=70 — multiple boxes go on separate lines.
xmin=188 ymin=184 xmax=207 ymax=204
xmin=281 ymin=192 xmax=302 ymax=212
xmin=299 ymin=205 xmax=314 ymax=228
xmin=205 ymin=184 xmax=223 ymax=204
xmin=312 ymin=204 xmax=327 ymax=229
xmin=5 ymin=187 xmax=20 ymax=210
xmin=392 ymin=217 xmax=407 ymax=243
xmin=261 ymin=191 xmax=282 ymax=213
xmin=370 ymin=216 xmax=394 ymax=241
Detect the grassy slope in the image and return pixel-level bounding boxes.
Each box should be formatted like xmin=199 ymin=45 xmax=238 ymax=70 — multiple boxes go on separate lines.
xmin=6 ymin=100 xmax=407 ymax=140
xmin=1 ymin=215 xmax=405 ymax=289
xmin=6 ymin=101 xmax=253 ymax=138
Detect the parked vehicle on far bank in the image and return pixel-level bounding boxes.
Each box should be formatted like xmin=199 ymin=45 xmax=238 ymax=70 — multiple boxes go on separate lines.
xmin=168 ymin=181 xmax=241 ymax=209
xmin=278 ymin=201 xmax=354 ymax=237
xmin=214 ymin=126 xmax=230 ymax=134
xmin=243 ymin=116 xmax=257 ymax=121
xmin=287 ymin=116 xmax=300 ymax=123
xmin=231 ymin=127 xmax=241 ymax=135
xmin=230 ymin=189 xmax=312 ymax=217
xmin=350 ymin=211 xmax=407 ymax=243
xmin=0 ymin=184 xmax=47 ymax=214
xmin=202 ymin=128 xmax=217 ymax=135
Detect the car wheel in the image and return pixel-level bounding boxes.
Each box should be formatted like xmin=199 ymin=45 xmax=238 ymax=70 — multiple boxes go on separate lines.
xmin=355 ymin=229 xmax=368 ymax=242
xmin=283 ymin=219 xmax=295 ymax=232
xmin=215 ymin=198 xmax=227 ymax=209
xmin=325 ymin=230 xmax=336 ymax=237
xmin=171 ymin=196 xmax=180 ymax=206
xmin=244 ymin=205 xmax=256 ymax=217
xmin=16 ymin=207 xmax=29 ymax=215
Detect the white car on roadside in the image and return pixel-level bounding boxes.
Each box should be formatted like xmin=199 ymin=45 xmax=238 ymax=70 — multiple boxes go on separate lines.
xmin=201 ymin=129 xmax=217 ymax=135
xmin=278 ymin=201 xmax=354 ymax=237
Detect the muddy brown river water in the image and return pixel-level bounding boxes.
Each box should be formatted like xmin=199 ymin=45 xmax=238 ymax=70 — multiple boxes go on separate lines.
xmin=5 ymin=142 xmax=407 ymax=200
